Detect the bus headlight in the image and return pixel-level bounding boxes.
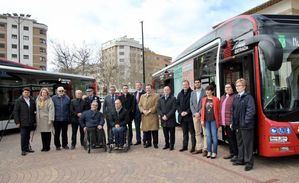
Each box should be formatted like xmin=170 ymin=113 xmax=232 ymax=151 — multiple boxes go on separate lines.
xmin=269 ymin=136 xmax=288 ymax=143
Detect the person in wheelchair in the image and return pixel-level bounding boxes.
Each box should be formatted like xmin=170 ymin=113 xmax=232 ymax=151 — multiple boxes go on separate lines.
xmin=79 ymin=101 xmax=105 ymax=149
xmin=110 ymin=99 xmax=129 ymax=149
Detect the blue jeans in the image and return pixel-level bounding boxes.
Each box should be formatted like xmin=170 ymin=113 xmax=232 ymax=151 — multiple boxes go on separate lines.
xmin=205 ymin=121 xmax=218 ymax=153
xmin=112 ymin=127 xmax=126 ymax=146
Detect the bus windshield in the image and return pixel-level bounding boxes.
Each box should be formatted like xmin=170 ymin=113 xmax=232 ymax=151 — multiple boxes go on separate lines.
xmin=260 ymin=28 xmax=299 ymax=121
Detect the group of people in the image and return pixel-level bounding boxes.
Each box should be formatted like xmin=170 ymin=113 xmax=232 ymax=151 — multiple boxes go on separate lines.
xmin=13 ymin=78 xmax=256 ymax=171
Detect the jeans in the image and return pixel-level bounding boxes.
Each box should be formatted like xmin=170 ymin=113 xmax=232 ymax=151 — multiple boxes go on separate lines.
xmin=205 ymin=121 xmax=218 ymax=153
xmin=112 ymin=127 xmax=126 ymax=146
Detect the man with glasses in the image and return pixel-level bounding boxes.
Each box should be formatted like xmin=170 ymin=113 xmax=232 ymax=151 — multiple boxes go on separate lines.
xmin=84 ymin=87 xmax=101 ymax=111
xmin=52 ymin=86 xmax=71 ymax=150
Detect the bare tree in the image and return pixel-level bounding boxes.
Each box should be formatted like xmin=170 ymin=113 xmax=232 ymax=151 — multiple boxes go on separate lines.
xmin=51 ymin=41 xmax=76 ymax=73
xmin=73 ymin=42 xmax=92 ymax=76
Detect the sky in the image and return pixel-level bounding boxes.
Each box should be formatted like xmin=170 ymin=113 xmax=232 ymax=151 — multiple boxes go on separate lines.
xmin=0 ymin=0 xmax=268 ymax=69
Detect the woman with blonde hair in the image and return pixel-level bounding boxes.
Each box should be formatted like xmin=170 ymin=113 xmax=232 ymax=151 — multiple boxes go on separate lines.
xmin=36 ymin=88 xmax=55 ymax=151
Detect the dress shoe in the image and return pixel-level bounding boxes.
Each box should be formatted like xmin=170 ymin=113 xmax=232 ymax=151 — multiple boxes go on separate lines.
xmin=245 ymin=164 xmax=253 ymax=171
xmin=233 ymin=161 xmax=245 ymax=166
xmin=190 ymin=148 xmax=195 ymax=153
xmin=134 ymin=142 xmax=141 ymax=145
xmin=202 ymin=150 xmax=208 ymax=157
xmin=192 ymin=149 xmax=202 ymax=154
xmin=230 ymin=156 xmax=238 ymax=162
xmin=63 ymin=146 xmax=69 ymax=150
xmin=41 ymin=148 xmax=46 ymax=152
xmin=144 ymin=144 xmax=152 ymax=148
xmin=163 ymin=146 xmax=169 ymax=150
xmin=26 ymin=149 xmax=35 ymax=153
xmin=44 ymin=148 xmax=50 ymax=152
xmin=56 ymin=147 xmax=61 ymax=151
xmin=179 ymin=147 xmax=187 ymax=152
xmin=223 ymin=154 xmax=233 ymax=159
xmin=71 ymin=146 xmax=75 ymax=150
xmin=170 ymin=147 xmax=174 ymax=151
xmin=154 ymin=144 xmax=158 ymax=149
xmin=21 ymin=151 xmax=27 ymax=156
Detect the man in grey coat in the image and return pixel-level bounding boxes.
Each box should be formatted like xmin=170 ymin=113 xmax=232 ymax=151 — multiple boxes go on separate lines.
xmin=190 ymin=79 xmax=207 ymax=155
xmin=103 ymin=85 xmax=118 ymax=144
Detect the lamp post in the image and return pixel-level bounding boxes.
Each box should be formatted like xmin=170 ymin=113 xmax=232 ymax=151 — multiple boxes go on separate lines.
xmin=140 ymin=21 xmax=145 ymax=85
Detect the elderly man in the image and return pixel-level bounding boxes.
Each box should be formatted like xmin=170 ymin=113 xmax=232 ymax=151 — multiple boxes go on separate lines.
xmin=13 ymin=87 xmax=36 ymax=156
xmin=139 ymin=84 xmax=159 ymax=149
xmin=103 ymin=85 xmax=118 ymax=144
xmin=52 ymin=86 xmax=71 ymax=150
xmin=111 ymin=99 xmax=129 ymax=148
xmin=80 ymin=101 xmax=105 ymax=148
xmin=157 ymin=86 xmax=177 ymax=151
xmin=70 ymin=90 xmax=85 ymax=149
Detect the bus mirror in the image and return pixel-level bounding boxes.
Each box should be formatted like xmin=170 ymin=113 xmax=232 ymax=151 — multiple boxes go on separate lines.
xmin=245 ymin=35 xmax=283 ymax=71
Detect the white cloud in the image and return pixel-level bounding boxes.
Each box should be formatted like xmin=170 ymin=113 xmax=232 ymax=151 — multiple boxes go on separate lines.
xmin=0 ymin=0 xmax=267 ymax=68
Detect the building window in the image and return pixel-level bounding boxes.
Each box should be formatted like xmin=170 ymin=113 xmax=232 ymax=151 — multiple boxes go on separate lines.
xmin=0 ymin=43 xmax=5 ymax=48
xmin=12 ymin=54 xmax=17 ymax=58
xmin=119 ymin=52 xmax=124 ymax=55
xmin=40 ymin=38 xmax=46 ymax=44
xmin=12 ymin=24 xmax=17 ymax=29
xmin=40 ymin=56 xmax=46 ymax=62
xmin=23 ymin=55 xmax=29 ymax=59
xmin=23 ymin=26 xmax=29 ymax=31
xmin=12 ymin=44 xmax=17 ymax=49
xmin=23 ymin=36 xmax=29 ymax=40
xmin=40 ymin=29 xmax=46 ymax=35
xmin=0 ymin=53 xmax=5 ymax=58
xmin=0 ymin=33 xmax=5 ymax=39
xmin=119 ymin=58 xmax=124 ymax=62
xmin=12 ymin=34 xmax=17 ymax=39
xmin=23 ymin=45 xmax=29 ymax=50
xmin=119 ymin=45 xmax=124 ymax=49
xmin=0 ymin=23 xmax=5 ymax=28
xmin=40 ymin=47 xmax=46 ymax=53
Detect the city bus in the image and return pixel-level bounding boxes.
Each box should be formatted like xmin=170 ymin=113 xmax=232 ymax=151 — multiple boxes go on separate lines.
xmin=152 ymin=14 xmax=299 ymax=157
xmin=0 ymin=59 xmax=97 ymax=131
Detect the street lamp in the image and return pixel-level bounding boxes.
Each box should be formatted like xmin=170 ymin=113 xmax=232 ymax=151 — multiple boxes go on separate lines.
xmin=140 ymin=21 xmax=145 ymax=85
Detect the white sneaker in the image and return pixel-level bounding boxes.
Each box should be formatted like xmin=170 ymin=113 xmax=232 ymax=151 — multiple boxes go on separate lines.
xmin=207 ymin=152 xmax=211 ymax=158
xmin=211 ymin=153 xmax=217 ymax=159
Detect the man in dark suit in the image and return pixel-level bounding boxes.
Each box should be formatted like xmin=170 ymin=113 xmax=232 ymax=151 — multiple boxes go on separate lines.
xmin=84 ymin=88 xmax=101 ymax=111
xmin=103 ymin=85 xmax=118 ymax=144
xmin=177 ymin=80 xmax=195 ymax=153
xmin=157 ymin=86 xmax=177 ymax=151
xmin=13 ymin=87 xmax=36 ymax=156
xmin=133 ymin=81 xmax=145 ymax=145
xmin=118 ymin=85 xmax=134 ymax=145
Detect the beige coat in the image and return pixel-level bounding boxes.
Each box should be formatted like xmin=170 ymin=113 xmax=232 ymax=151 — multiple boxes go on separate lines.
xmin=138 ymin=93 xmax=159 ymax=131
xmin=36 ymin=97 xmax=55 ymax=132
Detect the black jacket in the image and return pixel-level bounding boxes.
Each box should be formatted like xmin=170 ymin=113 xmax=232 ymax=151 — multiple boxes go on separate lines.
xmin=13 ymin=96 xmax=36 ymax=127
xmin=84 ymin=95 xmax=101 ymax=111
xmin=111 ymin=108 xmax=129 ymax=127
xmin=79 ymin=110 xmax=105 ymax=128
xmin=119 ymin=93 xmax=134 ymax=121
xmin=157 ymin=95 xmax=177 ymax=128
xmin=232 ymin=92 xmax=256 ymax=129
xmin=70 ymin=98 xmax=85 ymax=123
xmin=133 ymin=90 xmax=145 ymax=117
xmin=177 ymin=88 xmax=193 ymax=123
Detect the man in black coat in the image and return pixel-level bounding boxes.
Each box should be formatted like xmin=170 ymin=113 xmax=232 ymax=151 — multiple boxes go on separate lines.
xmin=232 ymin=78 xmax=256 ymax=171
xmin=13 ymin=87 xmax=36 ymax=156
xmin=118 ymin=85 xmax=134 ymax=145
xmin=177 ymin=80 xmax=196 ymax=153
xmin=157 ymin=86 xmax=177 ymax=151
xmin=133 ymin=81 xmax=146 ymax=145
xmin=70 ymin=90 xmax=85 ymax=149
xmin=84 ymin=88 xmax=101 ymax=111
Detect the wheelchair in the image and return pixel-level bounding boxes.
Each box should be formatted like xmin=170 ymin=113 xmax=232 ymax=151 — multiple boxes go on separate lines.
xmin=108 ymin=125 xmax=131 ymax=153
xmin=84 ymin=127 xmax=107 ymax=153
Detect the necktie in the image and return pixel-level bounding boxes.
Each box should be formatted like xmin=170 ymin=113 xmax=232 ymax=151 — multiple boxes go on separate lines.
xmin=112 ymin=95 xmax=115 ymax=104
xmin=136 ymin=92 xmax=140 ymax=103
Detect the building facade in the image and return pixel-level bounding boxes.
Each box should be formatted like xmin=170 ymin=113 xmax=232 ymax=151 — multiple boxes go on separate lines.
xmin=0 ymin=14 xmax=47 ymax=70
xmin=101 ymin=36 xmax=171 ymax=90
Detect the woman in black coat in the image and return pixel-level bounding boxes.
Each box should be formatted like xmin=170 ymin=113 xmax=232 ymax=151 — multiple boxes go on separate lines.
xmin=157 ymin=86 xmax=177 ymax=150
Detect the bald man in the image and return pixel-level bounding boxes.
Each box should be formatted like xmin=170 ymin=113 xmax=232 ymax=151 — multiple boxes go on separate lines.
xmin=52 ymin=86 xmax=71 ymax=150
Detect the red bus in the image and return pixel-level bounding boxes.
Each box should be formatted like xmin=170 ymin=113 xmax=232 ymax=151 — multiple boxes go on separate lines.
xmin=152 ymin=14 xmax=299 ymax=157
xmin=0 ymin=59 xmax=97 ymax=131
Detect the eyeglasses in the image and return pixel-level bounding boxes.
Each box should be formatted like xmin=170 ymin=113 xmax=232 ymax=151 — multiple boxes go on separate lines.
xmin=58 ymin=90 xmax=64 ymax=92
xmin=236 ymin=85 xmax=244 ymax=87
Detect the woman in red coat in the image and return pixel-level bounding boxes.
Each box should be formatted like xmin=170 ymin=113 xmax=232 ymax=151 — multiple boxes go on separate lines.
xmin=200 ymin=85 xmax=220 ymax=159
